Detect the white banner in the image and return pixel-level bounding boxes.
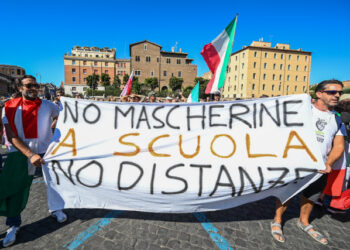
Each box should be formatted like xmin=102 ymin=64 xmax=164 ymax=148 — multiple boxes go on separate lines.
xmin=43 ymin=94 xmax=324 ymax=213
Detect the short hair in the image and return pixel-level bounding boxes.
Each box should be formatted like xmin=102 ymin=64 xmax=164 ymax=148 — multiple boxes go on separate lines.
xmin=315 ymin=79 xmax=343 ymax=93
xmin=20 ymin=75 xmax=37 ymax=85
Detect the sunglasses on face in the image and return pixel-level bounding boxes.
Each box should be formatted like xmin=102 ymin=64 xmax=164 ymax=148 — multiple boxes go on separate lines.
xmin=23 ymin=83 xmax=40 ymax=89
xmin=322 ymin=90 xmax=344 ymax=96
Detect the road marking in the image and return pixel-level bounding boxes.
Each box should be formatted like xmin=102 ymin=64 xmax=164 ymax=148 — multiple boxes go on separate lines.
xmin=63 ymin=210 xmax=123 ymax=250
xmin=193 ymin=212 xmax=234 ymax=250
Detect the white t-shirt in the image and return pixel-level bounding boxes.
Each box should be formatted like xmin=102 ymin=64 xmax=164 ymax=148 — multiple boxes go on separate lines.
xmin=312 ymin=105 xmax=345 ymax=163
xmin=2 ymin=99 xmax=59 ymax=154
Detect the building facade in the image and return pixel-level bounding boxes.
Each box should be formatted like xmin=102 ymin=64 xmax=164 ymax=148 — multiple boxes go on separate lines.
xmin=129 ymin=40 xmax=197 ymax=91
xmin=0 ymin=65 xmax=26 ymax=96
xmin=222 ymin=41 xmax=312 ymax=99
xmin=63 ymin=46 xmax=130 ymax=95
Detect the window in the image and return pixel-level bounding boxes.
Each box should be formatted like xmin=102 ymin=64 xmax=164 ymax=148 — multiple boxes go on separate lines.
xmin=241 ymin=84 xmax=243 ymax=90
xmin=94 ymin=69 xmax=98 ymax=74
xmin=287 ymin=75 xmax=290 ymax=81
xmin=288 ymin=64 xmax=291 ymax=70
xmin=304 ymin=66 xmax=307 ymax=71
xmin=296 ymin=65 xmax=299 ymax=71
xmin=106 ymin=55 xmax=109 ymax=58
xmin=252 ymin=84 xmax=255 ymax=90
xmin=294 ymin=86 xmax=297 ymax=91
xmin=263 ymin=74 xmax=266 ymax=80
xmin=242 ymin=53 xmax=245 ymax=58
xmin=253 ymin=62 xmax=257 ymax=68
xmin=83 ymin=61 xmax=87 ymax=66
xmin=280 ymin=64 xmax=283 ymax=70
xmin=287 ymin=85 xmax=289 ymax=92
xmin=146 ymin=56 xmax=151 ymax=62
xmin=72 ymin=53 xmax=76 ymax=56
xmin=178 ymin=71 xmax=182 ymax=77
xmin=242 ymin=63 xmax=244 ymax=69
xmin=241 ymin=74 xmax=244 ymax=79
xmin=235 ymin=56 xmax=238 ymax=61
xmin=281 ymin=54 xmax=284 ymax=59
xmin=72 ymin=77 xmax=76 ymax=82
xmin=135 ymin=56 xmax=140 ymax=62
xmin=83 ymin=78 xmax=86 ymax=83
xmin=234 ymin=85 xmax=237 ymax=90
xmin=144 ymin=44 xmax=147 ymax=50
xmin=273 ymin=63 xmax=276 ymax=69
xmin=85 ymin=54 xmax=88 ymax=57
xmin=157 ymin=57 xmax=160 ymax=63
xmin=105 ymin=70 xmax=108 ymax=74
xmin=279 ymin=74 xmax=282 ymax=80
xmin=262 ymin=84 xmax=265 ymax=90
xmin=72 ymin=87 xmax=76 ymax=91
xmin=272 ymin=85 xmax=275 ymax=90
xmin=264 ymin=63 xmax=267 ymax=69
xmin=295 ymin=75 xmax=298 ymax=81
xmin=288 ymin=55 xmax=291 ymax=60
xmin=105 ymin=62 xmax=108 ymax=66
xmin=304 ymin=76 xmax=306 ymax=82
xmin=235 ymin=65 xmax=237 ymax=71
xmin=17 ymin=69 xmax=20 ymax=75
xmin=279 ymin=85 xmax=281 ymax=91
xmin=150 ymin=71 xmax=154 ymax=77
xmin=135 ymin=70 xmax=141 ymax=76
xmin=254 ymin=51 xmax=257 ymax=57
xmin=166 ymin=58 xmax=171 ymax=64
xmin=83 ymin=69 xmax=87 ymax=74
xmin=253 ymin=73 xmax=256 ymax=79
xmin=264 ymin=52 xmax=268 ymax=58
xmin=305 ymin=56 xmax=307 ymax=61
xmin=273 ymin=74 xmax=276 ymax=80
xmin=96 ymin=55 xmax=99 ymax=58
xmin=163 ymin=71 xmax=167 ymax=76
xmin=274 ymin=53 xmax=277 ymax=59
xmin=303 ymin=86 xmax=306 ymax=92
xmin=94 ymin=61 xmax=98 ymax=66
xmin=234 ymin=75 xmax=237 ymax=81
xmin=72 ymin=60 xmax=76 ymax=65
xmin=72 ymin=68 xmax=76 ymax=74
xmin=297 ymin=55 xmax=300 ymax=61
xmin=177 ymin=59 xmax=181 ymax=64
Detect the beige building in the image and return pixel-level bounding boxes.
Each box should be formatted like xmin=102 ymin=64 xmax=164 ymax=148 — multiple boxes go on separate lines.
xmin=202 ymin=71 xmax=212 ymax=80
xmin=0 ymin=65 xmax=26 ymax=96
xmin=63 ymin=46 xmax=130 ymax=95
xmin=129 ymin=40 xmax=197 ymax=91
xmin=222 ymin=41 xmax=312 ymax=99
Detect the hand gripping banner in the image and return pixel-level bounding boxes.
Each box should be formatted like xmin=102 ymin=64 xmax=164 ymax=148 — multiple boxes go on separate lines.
xmin=43 ymin=94 xmax=324 ymax=213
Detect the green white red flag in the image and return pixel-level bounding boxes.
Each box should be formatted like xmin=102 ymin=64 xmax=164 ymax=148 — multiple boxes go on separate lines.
xmin=201 ymin=16 xmax=238 ymax=94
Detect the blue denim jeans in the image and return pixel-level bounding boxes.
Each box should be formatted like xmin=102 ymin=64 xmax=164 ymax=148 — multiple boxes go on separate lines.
xmin=6 ymin=215 xmax=21 ymax=227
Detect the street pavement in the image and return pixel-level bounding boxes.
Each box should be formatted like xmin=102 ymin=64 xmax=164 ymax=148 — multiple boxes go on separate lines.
xmin=0 ymin=169 xmax=349 ymax=250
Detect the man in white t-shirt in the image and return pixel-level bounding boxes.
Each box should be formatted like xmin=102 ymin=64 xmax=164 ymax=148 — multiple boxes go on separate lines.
xmin=0 ymin=75 xmax=67 ymax=247
xmin=271 ymin=80 xmax=345 ymax=245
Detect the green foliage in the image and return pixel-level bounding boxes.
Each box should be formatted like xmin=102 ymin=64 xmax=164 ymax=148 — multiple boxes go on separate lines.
xmin=145 ymin=77 xmax=159 ymax=90
xmin=105 ymin=86 xmax=121 ymax=96
xmin=86 ymin=74 xmax=100 ymax=90
xmin=343 ymin=88 xmax=350 ymax=94
xmin=158 ymin=89 xmax=172 ymax=98
xmin=101 ymin=73 xmax=111 ymax=87
xmin=169 ymin=77 xmax=183 ymax=92
xmin=183 ymin=86 xmax=193 ymax=98
xmin=131 ymin=78 xmax=141 ymax=94
xmin=194 ymin=77 xmax=209 ymax=99
xmin=123 ymin=74 xmax=129 ymax=85
xmin=86 ymin=89 xmax=104 ymax=96
xmin=113 ymin=76 xmax=121 ymax=88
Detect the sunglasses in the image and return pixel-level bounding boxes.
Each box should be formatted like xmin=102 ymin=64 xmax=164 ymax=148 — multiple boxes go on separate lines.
xmin=322 ymin=90 xmax=344 ymax=96
xmin=23 ymin=83 xmax=40 ymax=89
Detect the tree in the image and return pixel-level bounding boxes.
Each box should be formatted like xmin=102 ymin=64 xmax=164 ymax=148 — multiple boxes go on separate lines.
xmin=101 ymin=73 xmax=111 ymax=87
xmin=145 ymin=77 xmax=159 ymax=91
xmin=113 ymin=76 xmax=121 ymax=89
xmin=131 ymin=77 xmax=141 ymax=94
xmin=86 ymin=74 xmax=99 ymax=90
xmin=183 ymin=86 xmax=194 ymax=98
xmin=194 ymin=77 xmax=209 ymax=99
xmin=169 ymin=77 xmax=183 ymax=92
xmin=123 ymin=74 xmax=130 ymax=85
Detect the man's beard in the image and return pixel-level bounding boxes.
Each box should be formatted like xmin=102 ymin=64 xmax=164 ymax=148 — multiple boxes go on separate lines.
xmin=23 ymin=90 xmax=38 ymax=100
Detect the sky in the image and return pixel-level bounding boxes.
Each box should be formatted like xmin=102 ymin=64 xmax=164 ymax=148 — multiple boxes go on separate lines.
xmin=1 ymin=0 xmax=349 ymax=86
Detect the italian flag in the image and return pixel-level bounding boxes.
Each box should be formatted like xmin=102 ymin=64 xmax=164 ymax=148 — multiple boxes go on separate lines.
xmin=187 ymin=82 xmax=200 ymax=103
xmin=201 ymin=16 xmax=238 ymax=94
xmin=121 ymin=71 xmax=134 ymax=97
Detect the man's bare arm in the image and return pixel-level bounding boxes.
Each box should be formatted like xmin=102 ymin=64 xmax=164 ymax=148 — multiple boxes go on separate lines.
xmin=319 ymin=135 xmax=345 ymax=174
xmin=51 ymin=116 xmax=58 ymax=129
xmin=4 ymin=124 xmax=44 ymax=167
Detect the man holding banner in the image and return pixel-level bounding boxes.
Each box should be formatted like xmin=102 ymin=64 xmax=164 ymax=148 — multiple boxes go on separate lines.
xmin=272 ymin=80 xmax=345 ymax=245
xmin=0 ymin=75 xmax=67 ymax=247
